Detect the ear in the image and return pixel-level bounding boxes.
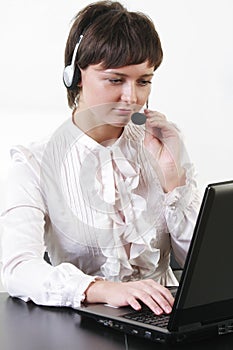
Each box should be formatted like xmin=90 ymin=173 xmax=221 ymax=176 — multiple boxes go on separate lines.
xmin=77 ymin=66 xmax=82 ymax=87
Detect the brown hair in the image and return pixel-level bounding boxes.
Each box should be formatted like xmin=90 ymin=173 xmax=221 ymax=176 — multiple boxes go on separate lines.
xmin=64 ymin=1 xmax=163 ymax=108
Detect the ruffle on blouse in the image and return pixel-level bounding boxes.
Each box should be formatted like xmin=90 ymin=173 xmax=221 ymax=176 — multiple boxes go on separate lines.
xmin=99 ymin=215 xmax=159 ymax=278
xmin=58 ymin=120 xmax=182 ymax=285
xmin=87 ymin=140 xmax=176 ymax=284
xmin=95 ymin=146 xmax=140 ymax=205
xmin=99 ymin=225 xmax=178 ymax=285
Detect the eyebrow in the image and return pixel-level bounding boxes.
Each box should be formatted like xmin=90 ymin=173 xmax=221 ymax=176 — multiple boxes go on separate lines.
xmin=101 ymin=71 xmax=154 ymax=78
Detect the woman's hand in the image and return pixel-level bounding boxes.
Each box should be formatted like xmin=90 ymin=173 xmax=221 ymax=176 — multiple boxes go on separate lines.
xmin=85 ymin=279 xmax=174 ymax=315
xmin=143 ymin=109 xmax=186 ymax=192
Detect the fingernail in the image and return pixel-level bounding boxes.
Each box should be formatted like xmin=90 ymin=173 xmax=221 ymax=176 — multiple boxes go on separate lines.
xmin=165 ymin=306 xmax=172 ymax=313
xmin=154 ymin=308 xmax=162 ymax=315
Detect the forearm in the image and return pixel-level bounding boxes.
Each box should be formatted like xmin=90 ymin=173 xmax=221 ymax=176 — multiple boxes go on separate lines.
xmin=2 ymin=253 xmax=99 ymax=308
xmin=159 ymin=163 xmax=186 ymax=193
xmin=1 ymin=207 xmax=98 ymax=308
xmin=164 ymin=166 xmax=201 ymax=266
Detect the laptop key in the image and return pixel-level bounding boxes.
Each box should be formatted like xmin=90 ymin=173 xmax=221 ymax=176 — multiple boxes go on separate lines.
xmin=123 ymin=309 xmax=170 ymax=327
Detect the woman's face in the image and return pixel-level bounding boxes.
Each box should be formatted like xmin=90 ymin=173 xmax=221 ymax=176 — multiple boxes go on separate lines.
xmin=78 ymin=61 xmax=154 ymax=127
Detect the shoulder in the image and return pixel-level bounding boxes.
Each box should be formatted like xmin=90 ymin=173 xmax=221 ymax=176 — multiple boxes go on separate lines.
xmin=10 ymin=136 xmax=50 ymax=167
xmin=9 ymin=118 xmax=75 ymax=166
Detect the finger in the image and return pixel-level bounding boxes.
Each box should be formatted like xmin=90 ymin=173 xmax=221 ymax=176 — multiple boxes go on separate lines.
xmin=150 ymin=292 xmax=173 ymax=314
xmin=144 ymin=111 xmax=178 ymax=134
xmin=160 ymin=288 xmax=175 ymax=306
xmin=146 ymin=116 xmax=174 ymax=131
xmin=144 ymin=109 xmax=166 ymax=120
xmin=145 ymin=117 xmax=172 ymax=135
xmin=134 ymin=291 xmax=164 ymax=315
xmin=125 ymin=281 xmax=174 ymax=314
xmin=127 ymin=296 xmax=142 ymax=311
xmin=147 ymin=281 xmax=175 ymax=306
xmin=127 ymin=287 xmax=165 ymax=315
xmin=144 ymin=290 xmax=173 ymax=314
xmin=141 ymin=281 xmax=174 ymax=311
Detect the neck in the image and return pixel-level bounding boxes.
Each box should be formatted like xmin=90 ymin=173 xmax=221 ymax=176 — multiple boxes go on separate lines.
xmin=72 ymin=109 xmax=124 ymax=145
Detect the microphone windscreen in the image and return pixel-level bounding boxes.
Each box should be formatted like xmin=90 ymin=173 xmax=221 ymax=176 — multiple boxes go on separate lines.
xmin=131 ymin=112 xmax=146 ymax=125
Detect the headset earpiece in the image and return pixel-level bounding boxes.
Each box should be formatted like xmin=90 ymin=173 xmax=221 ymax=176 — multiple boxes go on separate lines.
xmin=63 ymin=66 xmax=80 ymax=90
xmin=63 ymin=34 xmax=83 ymax=89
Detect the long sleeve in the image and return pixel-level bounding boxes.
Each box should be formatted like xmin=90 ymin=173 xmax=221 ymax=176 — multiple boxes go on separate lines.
xmin=1 ymin=120 xmax=201 ymax=301
xmin=164 ymin=164 xmax=201 ymax=268
xmin=1 ymin=150 xmax=98 ymax=309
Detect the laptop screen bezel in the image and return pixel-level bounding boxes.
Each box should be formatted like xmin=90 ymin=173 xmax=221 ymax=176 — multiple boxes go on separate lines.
xmin=168 ymin=180 xmax=233 ymax=331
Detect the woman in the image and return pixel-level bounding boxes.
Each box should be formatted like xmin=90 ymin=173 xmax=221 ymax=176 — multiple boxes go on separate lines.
xmin=1 ymin=1 xmax=200 ymax=315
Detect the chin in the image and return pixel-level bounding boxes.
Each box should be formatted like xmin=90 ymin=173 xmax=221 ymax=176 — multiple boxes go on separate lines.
xmin=111 ymin=121 xmax=129 ymax=127
xmin=111 ymin=116 xmax=130 ymax=126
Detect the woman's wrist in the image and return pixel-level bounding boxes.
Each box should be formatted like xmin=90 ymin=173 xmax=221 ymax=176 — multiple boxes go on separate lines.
xmin=84 ymin=279 xmax=109 ymax=304
xmin=162 ymin=165 xmax=186 ymax=192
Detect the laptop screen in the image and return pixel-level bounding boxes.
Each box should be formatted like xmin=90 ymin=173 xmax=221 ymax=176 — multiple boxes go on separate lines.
xmin=169 ymin=181 xmax=233 ymax=330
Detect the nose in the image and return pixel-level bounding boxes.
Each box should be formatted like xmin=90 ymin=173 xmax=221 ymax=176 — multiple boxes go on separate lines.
xmin=120 ymin=82 xmax=137 ymax=105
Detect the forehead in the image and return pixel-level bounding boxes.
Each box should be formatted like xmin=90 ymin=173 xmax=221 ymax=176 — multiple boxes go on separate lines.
xmin=90 ymin=61 xmax=154 ymax=76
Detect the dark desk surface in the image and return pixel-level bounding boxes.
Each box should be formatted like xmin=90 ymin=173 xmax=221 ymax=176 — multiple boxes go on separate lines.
xmin=1 ymin=292 xmax=233 ymax=350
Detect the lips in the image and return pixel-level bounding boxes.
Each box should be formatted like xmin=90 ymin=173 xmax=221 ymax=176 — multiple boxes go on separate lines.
xmin=113 ymin=108 xmax=133 ymax=116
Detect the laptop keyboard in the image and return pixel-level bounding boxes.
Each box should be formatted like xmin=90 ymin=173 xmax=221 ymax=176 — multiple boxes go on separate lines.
xmin=123 ymin=308 xmax=170 ymax=328
xmin=122 ymin=287 xmax=177 ymax=328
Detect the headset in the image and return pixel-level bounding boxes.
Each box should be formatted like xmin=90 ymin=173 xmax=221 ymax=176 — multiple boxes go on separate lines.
xmin=63 ymin=34 xmax=84 ymax=90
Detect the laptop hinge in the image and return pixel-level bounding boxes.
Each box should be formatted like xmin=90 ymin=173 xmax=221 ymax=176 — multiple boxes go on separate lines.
xmin=178 ymin=322 xmax=202 ymax=332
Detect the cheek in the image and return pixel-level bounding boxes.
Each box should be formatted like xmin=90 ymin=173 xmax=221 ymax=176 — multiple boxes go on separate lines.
xmin=82 ymin=84 xmax=101 ymax=106
xmin=82 ymin=80 xmax=117 ymax=106
xmin=94 ymin=90 xmax=120 ymax=107
xmin=137 ymin=89 xmax=150 ymax=105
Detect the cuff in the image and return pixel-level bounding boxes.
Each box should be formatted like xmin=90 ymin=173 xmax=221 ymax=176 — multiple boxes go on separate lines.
xmin=164 ymin=163 xmax=197 ymax=211
xmin=72 ymin=274 xmax=104 ymax=309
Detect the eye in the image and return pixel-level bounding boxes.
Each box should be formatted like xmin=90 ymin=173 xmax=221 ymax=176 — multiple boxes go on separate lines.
xmin=137 ymin=80 xmax=152 ymax=86
xmin=108 ymin=78 xmax=123 ymax=85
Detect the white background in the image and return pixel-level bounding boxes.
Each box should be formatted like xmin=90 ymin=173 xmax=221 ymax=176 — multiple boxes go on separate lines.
xmin=0 ymin=0 xmax=233 ymax=287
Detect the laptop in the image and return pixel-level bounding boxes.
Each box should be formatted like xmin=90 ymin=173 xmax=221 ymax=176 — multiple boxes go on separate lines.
xmin=76 ymin=180 xmax=233 ymax=344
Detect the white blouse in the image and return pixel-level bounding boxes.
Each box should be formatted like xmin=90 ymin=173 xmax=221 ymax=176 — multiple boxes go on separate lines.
xmin=1 ymin=118 xmax=201 ymax=308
